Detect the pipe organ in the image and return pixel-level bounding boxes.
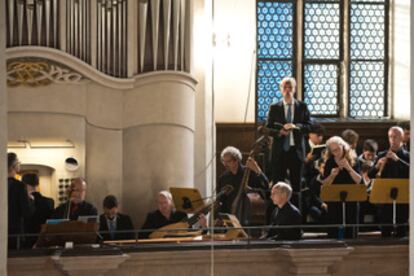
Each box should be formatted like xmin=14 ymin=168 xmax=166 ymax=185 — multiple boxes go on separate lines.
xmin=5 ymin=0 xmax=190 ymax=78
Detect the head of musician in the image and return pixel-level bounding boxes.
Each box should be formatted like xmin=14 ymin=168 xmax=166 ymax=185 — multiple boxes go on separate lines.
xmin=309 ymin=123 xmax=325 ymax=146
xmin=158 ymin=190 xmax=174 ymax=218
xmin=279 ymin=77 xmax=297 ymax=104
xmin=69 ymin=177 xmax=87 ymax=204
xmin=220 ymin=146 xmax=242 ymax=175
xmin=362 ymin=139 xmax=378 ymax=163
xmin=271 ymin=182 xmax=292 ymax=208
xmin=103 ymin=195 xmax=119 ymax=220
xmin=7 ymin=152 xmax=21 ymax=177
xmin=326 ymin=136 xmax=356 ymax=166
xmin=388 ymin=126 xmax=404 ymax=152
xmin=341 ymin=129 xmax=359 ymax=150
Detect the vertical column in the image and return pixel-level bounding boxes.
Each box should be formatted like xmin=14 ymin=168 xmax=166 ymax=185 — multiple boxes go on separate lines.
xmin=409 ymin=2 xmax=414 ymax=276
xmin=59 ymin=0 xmax=67 ymax=52
xmin=90 ymin=0 xmax=97 ymax=67
xmin=127 ymin=0 xmax=138 ymax=77
xmin=0 ymin=0 xmax=8 ymax=274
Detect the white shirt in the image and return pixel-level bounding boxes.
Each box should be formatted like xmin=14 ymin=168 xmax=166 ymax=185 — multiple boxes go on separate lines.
xmin=283 ymin=99 xmax=295 ymax=146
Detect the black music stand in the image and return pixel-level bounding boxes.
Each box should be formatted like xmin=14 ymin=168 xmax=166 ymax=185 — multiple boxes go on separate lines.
xmin=321 ymin=184 xmax=368 ymax=238
xmin=35 ymin=221 xmax=99 ymax=247
xmin=369 ymin=178 xmax=409 ymax=227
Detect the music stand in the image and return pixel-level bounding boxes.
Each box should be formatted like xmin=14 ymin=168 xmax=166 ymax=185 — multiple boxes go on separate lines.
xmin=369 ymin=178 xmax=409 ymax=226
xmin=35 ymin=221 xmax=99 ymax=247
xmin=321 ymin=184 xmax=368 ymax=238
xmin=170 ymin=187 xmax=205 ymax=213
xmin=219 ymin=213 xmax=248 ymax=239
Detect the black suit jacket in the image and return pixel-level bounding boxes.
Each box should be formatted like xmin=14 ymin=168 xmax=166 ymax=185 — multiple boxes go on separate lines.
xmin=266 ymin=100 xmax=311 ymax=162
xmin=140 ymin=210 xmax=187 ymax=238
xmin=369 ymin=147 xmax=409 ymax=179
xmin=267 ymin=202 xmax=302 ymax=240
xmin=99 ymin=213 xmax=135 ymax=241
xmin=25 ymin=192 xmax=54 ymax=234
xmin=8 ymin=177 xmax=35 ymax=234
xmin=52 ymin=201 xmax=98 ymax=220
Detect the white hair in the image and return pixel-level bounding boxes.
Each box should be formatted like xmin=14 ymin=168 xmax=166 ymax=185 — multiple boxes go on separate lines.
xmin=389 ymin=126 xmax=404 ymax=137
xmin=326 ymin=136 xmax=350 ymax=152
xmin=159 ymin=190 xmax=173 ymax=203
xmin=280 ymin=77 xmax=297 ymax=92
xmin=220 ymin=146 xmax=242 ymax=162
xmin=272 ymin=181 xmax=293 ymax=200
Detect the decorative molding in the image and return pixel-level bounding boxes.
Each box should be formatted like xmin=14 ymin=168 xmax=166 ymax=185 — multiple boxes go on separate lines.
xmin=7 ymin=60 xmax=83 ymax=87
xmin=6 ymin=47 xmax=197 ymax=89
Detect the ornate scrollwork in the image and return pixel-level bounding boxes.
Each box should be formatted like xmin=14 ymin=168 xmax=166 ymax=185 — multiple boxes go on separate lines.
xmin=7 ymin=60 xmax=83 ymax=87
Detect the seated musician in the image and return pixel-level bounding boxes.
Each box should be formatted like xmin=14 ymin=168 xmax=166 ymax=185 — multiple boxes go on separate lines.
xmin=140 ymin=190 xmax=206 ymax=238
xmin=216 ymin=146 xmax=269 ymax=225
xmin=52 ymin=177 xmax=98 ymax=220
xmin=369 ymin=126 xmax=409 ymax=237
xmin=99 ymin=195 xmax=134 ymax=241
xmin=323 ymin=136 xmax=363 ymax=239
xmin=304 ymin=123 xmax=326 ymax=184
xmin=266 ymin=182 xmax=302 ymax=240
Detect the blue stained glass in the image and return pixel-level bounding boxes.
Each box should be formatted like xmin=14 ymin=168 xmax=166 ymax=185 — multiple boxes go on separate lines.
xmin=257 ymin=2 xmax=293 ymax=59
xmin=349 ymin=61 xmax=385 ymax=118
xmin=257 ymin=61 xmax=293 ymax=122
xmin=350 ymin=4 xmax=385 ymax=59
xmin=304 ymin=3 xmax=340 ymax=59
xmin=304 ymin=64 xmax=338 ymax=115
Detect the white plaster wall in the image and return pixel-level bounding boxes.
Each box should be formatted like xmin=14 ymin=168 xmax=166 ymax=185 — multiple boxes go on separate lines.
xmin=193 ymin=0 xmax=215 ymax=197
xmin=85 ymin=125 xmax=123 ymax=214
xmin=123 ymin=126 xmax=194 ymax=227
xmin=213 ymin=0 xmax=257 ymax=123
xmin=393 ymin=0 xmax=411 ymax=120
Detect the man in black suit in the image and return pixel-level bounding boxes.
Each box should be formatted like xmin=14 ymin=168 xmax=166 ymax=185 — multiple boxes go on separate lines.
xmin=267 ymin=181 xmax=302 ymax=240
xmin=52 ymin=177 xmax=98 ymax=220
xmin=99 ymin=195 xmax=134 ymax=241
xmin=369 ymin=126 xmax=410 ymax=237
xmin=22 ymin=173 xmax=54 ymax=247
xmin=7 ymin=152 xmax=35 ymax=250
xmin=265 ymin=77 xmax=311 ymax=206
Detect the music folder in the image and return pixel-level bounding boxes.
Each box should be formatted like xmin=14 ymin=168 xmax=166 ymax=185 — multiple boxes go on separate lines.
xmin=170 ymin=187 xmax=205 ymax=213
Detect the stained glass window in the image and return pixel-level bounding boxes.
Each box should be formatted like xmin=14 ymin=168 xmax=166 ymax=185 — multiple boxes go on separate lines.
xmin=256 ymin=1 xmax=295 ymax=122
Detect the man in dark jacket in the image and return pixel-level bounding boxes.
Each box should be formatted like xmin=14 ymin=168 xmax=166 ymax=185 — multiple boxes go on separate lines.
xmin=7 ymin=152 xmax=35 ymax=250
xmin=267 ymin=181 xmax=302 ymax=240
xmin=52 ymin=177 xmax=97 ymax=220
xmin=369 ymin=126 xmax=410 ymax=237
xmin=22 ymin=173 xmax=54 ymax=247
xmin=265 ymin=77 xmax=311 ymax=207
xmin=99 ymin=195 xmax=134 ymax=241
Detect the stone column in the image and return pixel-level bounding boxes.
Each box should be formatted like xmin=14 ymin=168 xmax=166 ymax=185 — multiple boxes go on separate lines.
xmin=410 ymin=1 xmax=414 ymax=275
xmin=122 ymin=72 xmax=197 ymax=227
xmin=0 ymin=0 xmax=8 ymax=274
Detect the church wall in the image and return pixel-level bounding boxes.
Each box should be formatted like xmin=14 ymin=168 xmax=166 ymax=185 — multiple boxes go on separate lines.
xmin=393 ymin=0 xmax=411 ymax=120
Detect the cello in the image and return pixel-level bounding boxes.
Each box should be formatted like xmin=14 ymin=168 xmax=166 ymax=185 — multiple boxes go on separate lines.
xmin=230 ymin=136 xmax=269 ymax=226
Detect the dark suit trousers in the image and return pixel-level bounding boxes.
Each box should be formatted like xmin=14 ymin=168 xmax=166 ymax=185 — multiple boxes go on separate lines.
xmin=273 ymin=147 xmax=303 ymax=193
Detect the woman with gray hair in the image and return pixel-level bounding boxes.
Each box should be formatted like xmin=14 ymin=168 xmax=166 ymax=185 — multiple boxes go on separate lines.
xmin=322 ymin=136 xmax=363 ymax=239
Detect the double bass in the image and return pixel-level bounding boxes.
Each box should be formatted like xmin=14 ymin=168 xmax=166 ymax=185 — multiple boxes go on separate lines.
xmin=230 ymin=136 xmax=269 ymax=226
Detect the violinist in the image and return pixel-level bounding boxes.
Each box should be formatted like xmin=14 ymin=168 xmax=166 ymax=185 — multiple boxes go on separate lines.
xmin=216 ymin=146 xmax=269 ymax=225
xmin=369 ymin=126 xmax=409 ymax=237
